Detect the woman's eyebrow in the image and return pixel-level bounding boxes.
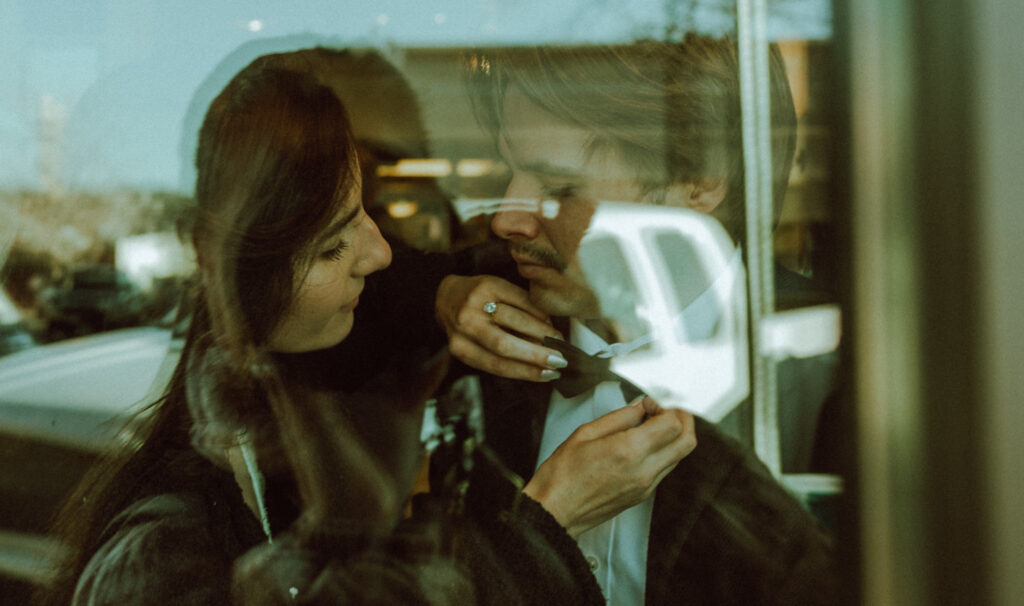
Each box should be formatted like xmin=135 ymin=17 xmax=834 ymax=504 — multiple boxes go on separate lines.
xmin=316 ymin=203 xmax=361 ymax=246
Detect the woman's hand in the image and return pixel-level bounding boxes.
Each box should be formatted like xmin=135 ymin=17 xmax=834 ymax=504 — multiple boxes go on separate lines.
xmin=435 ymin=274 xmax=568 ymax=382
xmin=523 ymin=397 xmax=697 ymax=538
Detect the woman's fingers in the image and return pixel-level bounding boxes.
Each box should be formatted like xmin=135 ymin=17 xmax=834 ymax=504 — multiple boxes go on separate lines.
xmin=449 ymin=332 xmax=563 ymax=382
xmin=476 ymin=277 xmax=552 ymax=322
xmin=438 ymin=274 xmax=566 ymax=378
xmin=525 ymin=402 xmax=697 ymax=536
xmin=626 ymin=407 xmax=698 ymax=478
xmin=485 ymin=301 xmax=563 ymax=342
xmin=477 ymin=303 xmax=565 ymax=367
xmin=569 ymin=399 xmax=649 ymax=441
xmin=462 ymin=282 xmax=562 ymax=346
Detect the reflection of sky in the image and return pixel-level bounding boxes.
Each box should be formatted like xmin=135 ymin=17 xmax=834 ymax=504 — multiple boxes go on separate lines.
xmin=1 ymin=0 xmax=830 ymax=191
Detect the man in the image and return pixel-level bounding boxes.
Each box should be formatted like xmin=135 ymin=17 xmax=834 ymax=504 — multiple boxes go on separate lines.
xmin=436 ymin=34 xmax=836 ymax=604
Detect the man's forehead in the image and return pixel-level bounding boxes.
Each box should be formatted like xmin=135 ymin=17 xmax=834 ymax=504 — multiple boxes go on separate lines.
xmin=499 ymin=91 xmax=591 ymax=175
xmin=498 ymin=85 xmax=661 ymax=190
xmin=498 ymin=132 xmax=584 ymax=178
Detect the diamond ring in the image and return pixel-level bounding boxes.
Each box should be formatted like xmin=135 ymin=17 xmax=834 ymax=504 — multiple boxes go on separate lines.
xmin=483 ymin=301 xmax=498 ymax=315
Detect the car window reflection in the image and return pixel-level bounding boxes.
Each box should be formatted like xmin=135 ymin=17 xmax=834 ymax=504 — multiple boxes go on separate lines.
xmin=577 ymin=202 xmax=751 ymax=422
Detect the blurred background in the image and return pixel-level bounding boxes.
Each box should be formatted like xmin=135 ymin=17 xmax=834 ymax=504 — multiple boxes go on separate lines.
xmin=1 ymin=1 xmax=1021 ymax=604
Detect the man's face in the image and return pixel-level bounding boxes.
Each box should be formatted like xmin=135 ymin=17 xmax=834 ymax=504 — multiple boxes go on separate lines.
xmin=491 ymin=85 xmax=647 ymax=319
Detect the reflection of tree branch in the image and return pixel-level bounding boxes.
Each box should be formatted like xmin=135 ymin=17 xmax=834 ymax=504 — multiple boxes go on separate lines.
xmin=8 ymin=190 xmax=190 ymax=264
xmin=545 ymin=0 xmax=828 ymax=43
xmin=664 ymin=0 xmax=735 ymax=39
xmin=659 ymin=0 xmax=831 ymax=40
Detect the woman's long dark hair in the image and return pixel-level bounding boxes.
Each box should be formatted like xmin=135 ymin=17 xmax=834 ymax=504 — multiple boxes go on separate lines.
xmin=38 ymin=60 xmax=360 ymax=606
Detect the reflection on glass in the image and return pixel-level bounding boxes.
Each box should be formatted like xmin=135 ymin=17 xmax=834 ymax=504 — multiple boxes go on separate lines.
xmin=576 ymin=203 xmax=751 ymax=422
xmin=0 ymin=1 xmax=846 ymax=603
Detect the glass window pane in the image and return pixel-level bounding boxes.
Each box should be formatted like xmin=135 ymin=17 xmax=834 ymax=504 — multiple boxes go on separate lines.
xmin=1 ymin=2 xmax=847 ymax=604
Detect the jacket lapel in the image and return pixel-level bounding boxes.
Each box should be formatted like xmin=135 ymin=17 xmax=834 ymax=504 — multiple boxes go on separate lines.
xmin=481 ymin=373 xmax=746 ymax=605
xmin=645 ymin=417 xmax=735 ymax=605
xmin=480 ymin=375 xmax=554 ymax=482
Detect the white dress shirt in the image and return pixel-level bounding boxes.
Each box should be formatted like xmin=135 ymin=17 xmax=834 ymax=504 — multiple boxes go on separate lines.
xmin=535 ymin=319 xmax=653 ymax=605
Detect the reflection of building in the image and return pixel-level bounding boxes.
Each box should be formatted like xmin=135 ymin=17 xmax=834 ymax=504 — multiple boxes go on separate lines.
xmin=773 ymin=40 xmax=835 ymax=284
xmin=115 ymin=232 xmax=194 ymax=291
xmin=38 ymin=94 xmax=66 ymax=195
xmin=0 ymin=103 xmax=34 ymax=189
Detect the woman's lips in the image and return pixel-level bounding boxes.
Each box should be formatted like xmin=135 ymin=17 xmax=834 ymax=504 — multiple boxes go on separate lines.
xmin=340 ymin=296 xmax=359 ymax=312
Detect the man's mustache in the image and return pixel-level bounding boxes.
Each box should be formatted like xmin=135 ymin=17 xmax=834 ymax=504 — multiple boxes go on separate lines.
xmin=509 ymin=242 xmax=568 ymax=272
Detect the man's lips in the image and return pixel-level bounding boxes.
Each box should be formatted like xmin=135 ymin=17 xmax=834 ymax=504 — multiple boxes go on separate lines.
xmin=515 ymin=263 xmax=552 ymax=280
xmin=511 ymin=253 xmax=555 ymax=279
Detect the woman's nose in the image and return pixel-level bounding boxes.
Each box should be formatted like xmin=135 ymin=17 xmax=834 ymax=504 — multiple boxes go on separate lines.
xmin=357 ymin=217 xmax=392 ymax=276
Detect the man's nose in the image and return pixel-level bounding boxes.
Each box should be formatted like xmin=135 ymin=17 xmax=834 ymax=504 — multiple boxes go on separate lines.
xmin=491 ymin=203 xmax=541 ymax=241
xmin=492 ymin=174 xmax=541 ymax=240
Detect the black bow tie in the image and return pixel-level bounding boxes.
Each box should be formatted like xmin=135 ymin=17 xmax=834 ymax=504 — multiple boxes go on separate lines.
xmin=543 ymin=337 xmax=645 ymax=402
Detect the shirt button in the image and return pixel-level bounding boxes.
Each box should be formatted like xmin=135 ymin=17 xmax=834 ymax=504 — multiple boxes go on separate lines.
xmin=586 ymin=556 xmax=599 ymax=571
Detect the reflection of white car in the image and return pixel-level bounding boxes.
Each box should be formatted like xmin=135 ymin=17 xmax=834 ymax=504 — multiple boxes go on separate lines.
xmin=0 ymin=326 xmax=180 ymax=451
xmin=0 ymin=326 xmax=181 ymax=586
xmin=577 ymin=203 xmax=749 ymax=421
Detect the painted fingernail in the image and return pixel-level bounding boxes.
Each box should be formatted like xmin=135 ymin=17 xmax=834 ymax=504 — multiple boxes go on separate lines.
xmin=546 ymin=353 xmax=568 ymax=369
xmin=541 ymin=369 xmax=561 ymax=381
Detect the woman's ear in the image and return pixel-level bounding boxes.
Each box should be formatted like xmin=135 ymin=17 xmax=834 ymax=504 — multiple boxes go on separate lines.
xmin=662 ymin=180 xmax=728 ymax=214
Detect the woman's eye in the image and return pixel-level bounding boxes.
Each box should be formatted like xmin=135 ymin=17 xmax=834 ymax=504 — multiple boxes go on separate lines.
xmin=320 ymin=241 xmax=348 ymax=261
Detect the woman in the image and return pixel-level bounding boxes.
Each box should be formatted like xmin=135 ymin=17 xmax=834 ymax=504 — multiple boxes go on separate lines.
xmin=40 ymin=55 xmax=603 ymax=606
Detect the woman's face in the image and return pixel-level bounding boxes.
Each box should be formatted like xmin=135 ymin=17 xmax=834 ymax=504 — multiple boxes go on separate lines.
xmin=266 ymin=176 xmax=392 ymax=353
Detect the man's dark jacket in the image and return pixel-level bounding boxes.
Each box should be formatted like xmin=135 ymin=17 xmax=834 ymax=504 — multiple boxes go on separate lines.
xmin=477 ymin=374 xmax=838 ymax=606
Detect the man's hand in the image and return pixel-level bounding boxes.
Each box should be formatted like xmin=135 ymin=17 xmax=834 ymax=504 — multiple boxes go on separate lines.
xmin=523 ymin=397 xmax=697 ymax=538
xmin=436 ymin=274 xmax=568 ymax=382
